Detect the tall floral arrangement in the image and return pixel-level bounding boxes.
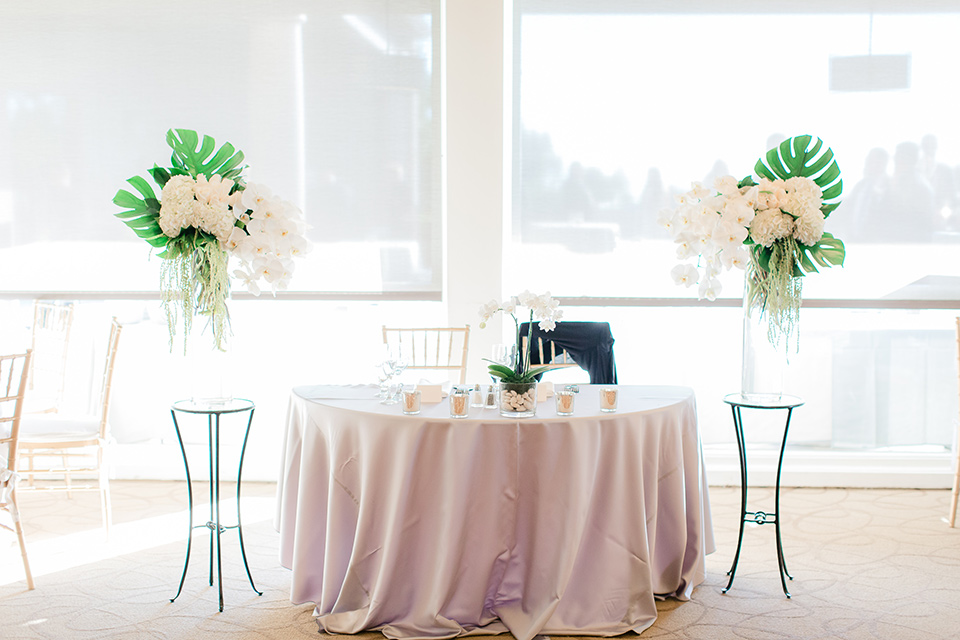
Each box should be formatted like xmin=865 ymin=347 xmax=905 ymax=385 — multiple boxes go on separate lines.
xmin=661 ymin=135 xmax=844 ymax=348
xmin=478 ymin=291 xmax=564 ymax=383
xmin=114 ymin=129 xmax=311 ymax=351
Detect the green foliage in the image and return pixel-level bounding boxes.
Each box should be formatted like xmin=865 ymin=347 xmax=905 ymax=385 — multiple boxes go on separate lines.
xmin=754 ymin=134 xmax=843 ymax=215
xmin=167 ymin=129 xmax=245 ymax=180
xmin=112 ymin=176 xmax=165 ymax=248
xmin=485 ymin=361 xmax=565 ymax=384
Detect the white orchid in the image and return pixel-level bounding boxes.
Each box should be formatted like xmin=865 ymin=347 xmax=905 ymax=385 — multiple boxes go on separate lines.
xmin=671 ymin=264 xmax=699 ymax=288
xmin=225 ymin=182 xmax=311 ymax=296
xmin=663 ymin=173 xmax=824 ymax=301
xmin=478 ymin=300 xmax=500 ymax=327
xmin=477 ymin=291 xmax=565 ymax=383
xmin=232 ymin=268 xmax=261 ymax=296
xmin=241 ymin=183 xmax=273 ymax=212
xmin=698 ymin=277 xmax=722 ymax=301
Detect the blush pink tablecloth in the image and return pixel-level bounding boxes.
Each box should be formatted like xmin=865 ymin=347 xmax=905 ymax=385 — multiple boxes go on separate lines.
xmin=275 ymin=384 xmax=714 ymax=640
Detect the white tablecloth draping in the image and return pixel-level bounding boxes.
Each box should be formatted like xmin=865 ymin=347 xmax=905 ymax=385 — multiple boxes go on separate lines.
xmin=276 ymin=384 xmax=714 ymax=640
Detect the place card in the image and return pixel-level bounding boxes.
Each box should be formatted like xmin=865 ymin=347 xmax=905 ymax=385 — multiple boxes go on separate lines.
xmin=416 ymin=384 xmax=443 ymax=403
xmin=536 ymin=381 xmax=554 ymax=402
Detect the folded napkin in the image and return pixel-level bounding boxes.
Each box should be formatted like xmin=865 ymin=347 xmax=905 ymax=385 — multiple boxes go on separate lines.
xmin=295 ymin=384 xmax=379 ymax=400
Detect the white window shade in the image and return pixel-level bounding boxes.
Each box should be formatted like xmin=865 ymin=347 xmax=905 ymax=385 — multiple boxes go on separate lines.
xmin=0 ymin=0 xmax=441 ymax=295
xmin=510 ymin=2 xmax=960 ymax=301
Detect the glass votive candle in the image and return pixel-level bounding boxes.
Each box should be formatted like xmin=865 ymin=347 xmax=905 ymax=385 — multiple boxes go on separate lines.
xmin=402 ymin=389 xmax=421 ymax=415
xmin=555 ymin=389 xmax=575 ymax=416
xmin=449 ymin=389 xmax=469 ymax=419
xmin=599 ymin=387 xmax=618 ymax=412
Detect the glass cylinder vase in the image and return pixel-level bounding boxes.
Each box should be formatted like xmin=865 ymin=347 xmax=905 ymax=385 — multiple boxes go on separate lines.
xmin=740 ymin=291 xmax=786 ymax=403
xmin=499 ymin=381 xmax=538 ymax=418
xmin=189 ymin=345 xmax=234 ymax=406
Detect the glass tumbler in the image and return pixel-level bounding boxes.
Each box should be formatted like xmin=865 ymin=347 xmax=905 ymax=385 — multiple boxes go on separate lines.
xmin=599 ymin=387 xmax=618 ymax=412
xmin=449 ymin=389 xmax=469 ymax=418
xmin=555 ymin=389 xmax=576 ymax=416
xmin=402 ymin=389 xmax=421 ymax=415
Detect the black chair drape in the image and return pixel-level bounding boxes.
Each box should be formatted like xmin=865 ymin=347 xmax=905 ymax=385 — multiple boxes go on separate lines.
xmin=519 ymin=321 xmax=618 ymax=384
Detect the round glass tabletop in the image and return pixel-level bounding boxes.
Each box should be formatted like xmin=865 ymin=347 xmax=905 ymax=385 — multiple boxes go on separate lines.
xmin=171 ymin=398 xmax=255 ymax=414
xmin=723 ymin=393 xmax=804 ymax=410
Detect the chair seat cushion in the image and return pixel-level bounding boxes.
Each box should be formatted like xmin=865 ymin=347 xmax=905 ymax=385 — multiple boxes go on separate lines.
xmin=18 ymin=414 xmax=101 ymax=440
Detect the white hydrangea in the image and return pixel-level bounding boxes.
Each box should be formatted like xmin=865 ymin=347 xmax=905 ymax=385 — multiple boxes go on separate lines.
xmin=195 ymin=199 xmax=235 ymax=243
xmin=749 ymin=208 xmax=795 ymax=247
xmin=793 ymin=207 xmax=826 ymax=246
xmin=158 ymin=175 xmax=197 ymax=237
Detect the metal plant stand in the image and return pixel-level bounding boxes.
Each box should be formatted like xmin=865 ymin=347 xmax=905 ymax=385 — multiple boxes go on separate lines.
xmin=722 ymin=393 xmax=804 ymax=598
xmin=170 ymin=398 xmax=261 ymax=611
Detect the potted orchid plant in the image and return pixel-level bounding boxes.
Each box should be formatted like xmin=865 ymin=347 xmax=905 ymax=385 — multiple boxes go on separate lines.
xmin=479 ymin=291 xmax=564 ymax=417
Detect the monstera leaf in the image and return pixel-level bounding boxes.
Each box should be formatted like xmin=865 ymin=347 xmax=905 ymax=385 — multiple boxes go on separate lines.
xmin=166 ymin=129 xmax=245 ymax=180
xmin=755 ymin=134 xmax=843 ymax=216
xmin=113 ymin=175 xmax=166 ymax=248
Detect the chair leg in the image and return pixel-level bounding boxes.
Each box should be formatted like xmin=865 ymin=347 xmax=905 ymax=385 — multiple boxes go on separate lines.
xmin=10 ymin=492 xmax=35 ymax=590
xmin=98 ymin=446 xmax=112 ymax=538
xmin=99 ymin=472 xmax=112 ymax=539
xmin=950 ymin=455 xmax=960 ymax=528
xmin=26 ymin=454 xmax=35 ymax=487
xmin=64 ymin=456 xmax=73 ymax=498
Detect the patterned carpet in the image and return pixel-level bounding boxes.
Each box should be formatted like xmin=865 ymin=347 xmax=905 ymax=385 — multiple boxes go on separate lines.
xmin=1 ymin=481 xmax=958 ymax=640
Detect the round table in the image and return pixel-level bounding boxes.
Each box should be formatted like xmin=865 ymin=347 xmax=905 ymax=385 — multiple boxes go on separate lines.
xmin=276 ymin=384 xmax=714 ymax=640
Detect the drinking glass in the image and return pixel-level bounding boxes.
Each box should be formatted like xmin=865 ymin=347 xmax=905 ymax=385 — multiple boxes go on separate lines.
xmin=378 ymin=345 xmax=405 ymax=404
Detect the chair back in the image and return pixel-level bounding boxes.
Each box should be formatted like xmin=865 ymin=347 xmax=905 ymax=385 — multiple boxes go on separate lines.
xmin=522 ymin=334 xmax=579 ymax=369
xmin=28 ymin=302 xmax=74 ymax=413
xmin=1 ymin=351 xmax=33 ymax=473
xmin=97 ymin=318 xmax=123 ymax=440
xmin=382 ymin=326 xmax=470 ymax=384
xmin=0 ymin=350 xmax=34 ymax=590
xmin=519 ymin=321 xmax=617 ymax=384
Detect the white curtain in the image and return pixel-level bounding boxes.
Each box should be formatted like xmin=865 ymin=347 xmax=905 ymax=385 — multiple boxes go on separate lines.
xmin=0 ymin=0 xmax=441 ymax=294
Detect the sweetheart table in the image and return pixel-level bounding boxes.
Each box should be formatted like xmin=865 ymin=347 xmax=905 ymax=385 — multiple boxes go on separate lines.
xmin=275 ymin=384 xmax=714 ymax=640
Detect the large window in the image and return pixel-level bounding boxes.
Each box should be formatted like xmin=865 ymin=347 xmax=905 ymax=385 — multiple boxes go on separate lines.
xmin=511 ymin=1 xmax=960 ymax=452
xmin=0 ymin=1 xmax=441 ymax=295
xmin=511 ymin=1 xmax=960 ymax=302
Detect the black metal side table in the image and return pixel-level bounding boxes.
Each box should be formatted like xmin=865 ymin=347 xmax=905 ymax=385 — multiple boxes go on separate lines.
xmin=170 ymin=398 xmax=262 ymax=611
xmin=722 ymin=393 xmax=804 ymax=598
